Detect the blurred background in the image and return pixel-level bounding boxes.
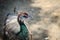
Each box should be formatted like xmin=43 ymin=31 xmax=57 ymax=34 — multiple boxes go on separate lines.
xmin=0 ymin=0 xmax=60 ymax=40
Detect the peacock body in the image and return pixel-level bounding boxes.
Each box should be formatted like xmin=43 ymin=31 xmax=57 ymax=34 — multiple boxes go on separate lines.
xmin=4 ymin=12 xmax=30 ymax=40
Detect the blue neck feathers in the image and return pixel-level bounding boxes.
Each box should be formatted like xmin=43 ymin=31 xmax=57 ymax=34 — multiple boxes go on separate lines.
xmin=16 ymin=19 xmax=28 ymax=37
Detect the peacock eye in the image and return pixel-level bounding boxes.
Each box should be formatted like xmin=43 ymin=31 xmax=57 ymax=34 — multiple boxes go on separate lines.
xmin=23 ymin=16 xmax=27 ymax=18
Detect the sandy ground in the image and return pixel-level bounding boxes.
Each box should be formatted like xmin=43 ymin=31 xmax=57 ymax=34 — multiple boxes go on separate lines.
xmin=0 ymin=0 xmax=60 ymax=40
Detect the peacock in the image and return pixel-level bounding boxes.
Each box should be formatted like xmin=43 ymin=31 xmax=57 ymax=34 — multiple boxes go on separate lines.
xmin=16 ymin=12 xmax=29 ymax=40
xmin=4 ymin=12 xmax=31 ymax=40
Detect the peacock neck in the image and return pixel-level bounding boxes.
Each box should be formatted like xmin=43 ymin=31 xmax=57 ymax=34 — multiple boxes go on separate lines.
xmin=17 ymin=20 xmax=28 ymax=34
xmin=16 ymin=16 xmax=28 ymax=36
xmin=21 ymin=21 xmax=28 ymax=31
xmin=19 ymin=20 xmax=27 ymax=32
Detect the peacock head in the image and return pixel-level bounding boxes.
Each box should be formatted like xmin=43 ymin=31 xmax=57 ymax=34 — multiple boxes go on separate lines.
xmin=18 ymin=12 xmax=29 ymax=22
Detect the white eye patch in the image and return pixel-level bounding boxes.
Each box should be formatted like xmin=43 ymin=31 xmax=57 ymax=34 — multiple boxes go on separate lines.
xmin=19 ymin=16 xmax=26 ymax=21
